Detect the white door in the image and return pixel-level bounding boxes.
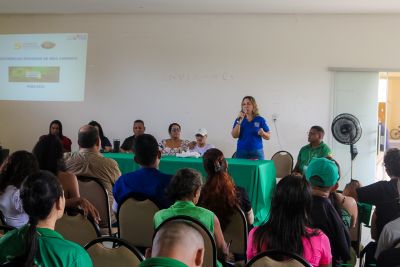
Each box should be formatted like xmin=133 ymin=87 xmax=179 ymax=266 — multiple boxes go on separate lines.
xmin=332 ymin=71 xmax=379 ymax=187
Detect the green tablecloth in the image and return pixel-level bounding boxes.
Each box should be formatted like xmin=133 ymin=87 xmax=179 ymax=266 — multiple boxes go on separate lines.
xmin=103 ymin=153 xmax=276 ymax=226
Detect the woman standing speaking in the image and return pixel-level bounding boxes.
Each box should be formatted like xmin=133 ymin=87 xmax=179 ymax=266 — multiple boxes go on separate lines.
xmin=231 ymin=96 xmax=270 ymax=160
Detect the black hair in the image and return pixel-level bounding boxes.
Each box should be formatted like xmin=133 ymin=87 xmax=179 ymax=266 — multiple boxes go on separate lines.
xmin=33 ymin=135 xmax=66 ymax=175
xmin=17 ymin=170 xmax=63 ymax=266
xmin=0 ymin=151 xmax=39 ymax=192
xmin=168 ymin=123 xmax=181 ymax=134
xmin=134 ymin=119 xmax=144 ymax=125
xmin=48 ymin=120 xmax=64 ymax=138
xmin=310 ymin=125 xmax=325 ymax=135
xmin=253 ymin=175 xmax=316 ymax=255
xmin=167 ymin=168 xmax=202 ymax=201
xmin=134 ymin=134 xmax=159 ymax=166
xmin=78 ymin=125 xmax=99 ymax=148
xmin=384 ymin=148 xmax=400 ymax=178
xmin=88 ymin=120 xmax=105 ymax=139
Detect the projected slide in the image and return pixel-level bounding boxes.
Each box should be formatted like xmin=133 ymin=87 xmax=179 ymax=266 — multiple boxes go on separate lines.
xmin=0 ymin=33 xmax=88 ymax=101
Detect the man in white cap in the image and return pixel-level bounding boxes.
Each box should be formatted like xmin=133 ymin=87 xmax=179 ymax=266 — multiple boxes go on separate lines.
xmin=190 ymin=128 xmax=215 ymax=156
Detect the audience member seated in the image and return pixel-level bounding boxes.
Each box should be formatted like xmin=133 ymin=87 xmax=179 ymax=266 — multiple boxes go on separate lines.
xmin=306 ymin=157 xmax=351 ymax=265
xmin=342 ymin=179 xmax=362 ymax=200
xmin=329 ymin=159 xmax=358 ymax=229
xmin=247 ymin=175 xmax=332 ymax=267
xmin=159 ymin=123 xmax=191 ymax=156
xmin=293 ymin=126 xmax=332 ymax=175
xmin=140 ymin=220 xmax=204 ymax=267
xmin=354 ymin=148 xmax=400 ymax=265
xmin=375 ymin=216 xmax=400 ymax=260
xmin=0 ymin=171 xmax=93 ymax=266
xmin=41 ymin=120 xmax=72 ymax=152
xmin=154 ymin=168 xmax=229 ymax=266
xmin=89 ymin=120 xmax=112 ymax=152
xmin=112 ymin=134 xmax=173 ymax=213
xmin=198 ymin=148 xmax=253 ymax=230
xmin=120 ymin=119 xmax=146 ymax=153
xmin=65 ymin=125 xmax=121 ymax=226
xmin=189 ymin=128 xmax=215 ymax=156
xmin=0 ymin=151 xmax=38 ymax=228
xmin=33 ymin=134 xmax=100 ymax=223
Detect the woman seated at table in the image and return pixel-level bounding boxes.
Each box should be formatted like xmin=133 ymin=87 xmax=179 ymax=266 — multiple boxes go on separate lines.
xmin=32 ymin=135 xmax=100 ymax=223
xmin=0 ymin=151 xmax=39 ymax=228
xmin=199 ymin=148 xmax=254 ymax=230
xmin=154 ymin=168 xmax=229 ymax=266
xmin=89 ymin=120 xmax=112 ymax=152
xmin=159 ymin=123 xmax=191 ymax=155
xmin=247 ymin=175 xmax=332 ymax=267
xmin=0 ymin=171 xmax=93 ymax=266
xmin=41 ymin=120 xmax=72 ymax=152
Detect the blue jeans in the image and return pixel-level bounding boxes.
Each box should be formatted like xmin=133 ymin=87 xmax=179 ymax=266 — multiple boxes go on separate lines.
xmin=236 ymin=149 xmax=265 ymax=160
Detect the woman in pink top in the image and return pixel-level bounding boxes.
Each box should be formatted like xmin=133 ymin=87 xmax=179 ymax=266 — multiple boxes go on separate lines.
xmin=247 ymin=175 xmax=332 ymax=267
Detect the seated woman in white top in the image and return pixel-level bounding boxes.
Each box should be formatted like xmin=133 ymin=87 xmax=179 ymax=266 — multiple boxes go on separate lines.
xmin=189 ymin=128 xmax=215 ymax=156
xmin=160 ymin=123 xmax=191 ymax=156
xmin=0 ymin=151 xmax=39 ymax=228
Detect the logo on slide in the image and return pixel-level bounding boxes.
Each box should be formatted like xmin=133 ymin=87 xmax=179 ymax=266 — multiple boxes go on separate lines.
xmin=41 ymin=41 xmax=56 ymax=49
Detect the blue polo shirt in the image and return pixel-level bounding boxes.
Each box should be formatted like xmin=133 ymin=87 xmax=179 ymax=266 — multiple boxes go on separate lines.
xmin=233 ymin=116 xmax=270 ymax=151
xmin=113 ymin=167 xmax=173 ymax=210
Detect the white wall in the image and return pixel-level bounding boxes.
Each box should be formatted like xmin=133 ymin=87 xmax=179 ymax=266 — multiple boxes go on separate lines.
xmin=1 ymin=14 xmax=400 ymax=185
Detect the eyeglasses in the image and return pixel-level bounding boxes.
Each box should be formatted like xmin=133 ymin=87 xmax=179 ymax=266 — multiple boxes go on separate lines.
xmin=171 ymin=128 xmax=181 ymax=132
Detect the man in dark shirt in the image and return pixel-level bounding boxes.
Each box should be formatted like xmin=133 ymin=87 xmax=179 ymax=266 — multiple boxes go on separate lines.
xmin=306 ymin=157 xmax=351 ymax=265
xmin=120 ymin=119 xmax=146 ymax=153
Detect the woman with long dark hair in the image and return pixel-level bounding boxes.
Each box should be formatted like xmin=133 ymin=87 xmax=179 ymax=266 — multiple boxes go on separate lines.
xmin=45 ymin=120 xmax=72 ymax=152
xmin=33 ymin=134 xmax=100 ymax=223
xmin=247 ymin=175 xmax=332 ymax=267
xmin=199 ymin=148 xmax=253 ymax=230
xmin=0 ymin=151 xmax=39 ymax=228
xmin=0 ymin=171 xmax=93 ymax=266
xmin=88 ymin=120 xmax=112 ymax=152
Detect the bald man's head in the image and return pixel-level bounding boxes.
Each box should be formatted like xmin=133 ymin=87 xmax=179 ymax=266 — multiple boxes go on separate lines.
xmin=148 ymin=221 xmax=204 ymax=267
xmin=78 ymin=125 xmax=99 ymax=148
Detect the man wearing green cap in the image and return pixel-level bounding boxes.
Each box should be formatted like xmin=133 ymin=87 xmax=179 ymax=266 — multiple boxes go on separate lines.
xmin=306 ymin=157 xmax=350 ymax=265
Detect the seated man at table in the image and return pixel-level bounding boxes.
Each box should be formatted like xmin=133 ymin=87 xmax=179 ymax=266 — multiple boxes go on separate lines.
xmin=140 ymin=220 xmax=204 ymax=267
xmin=189 ymin=128 xmax=215 ymax=156
xmin=120 ymin=119 xmax=146 ymax=153
xmin=293 ymin=125 xmax=332 ymax=175
xmin=112 ymin=134 xmax=173 ymax=213
xmin=65 ymin=124 xmax=121 ymax=226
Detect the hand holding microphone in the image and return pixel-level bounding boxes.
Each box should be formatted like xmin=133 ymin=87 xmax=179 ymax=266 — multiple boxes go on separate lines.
xmin=237 ymin=109 xmax=246 ymax=125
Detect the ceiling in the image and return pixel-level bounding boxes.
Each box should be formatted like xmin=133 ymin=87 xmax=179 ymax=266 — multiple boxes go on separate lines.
xmin=3 ymin=0 xmax=400 ymax=14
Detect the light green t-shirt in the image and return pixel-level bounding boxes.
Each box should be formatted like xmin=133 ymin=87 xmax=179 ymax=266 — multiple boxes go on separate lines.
xmin=0 ymin=225 xmax=93 ymax=267
xmin=138 ymin=257 xmax=189 ymax=267
xmin=297 ymin=142 xmax=333 ymax=174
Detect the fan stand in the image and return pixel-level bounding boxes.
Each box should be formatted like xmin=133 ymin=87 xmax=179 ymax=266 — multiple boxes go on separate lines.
xmin=350 ymin=143 xmax=358 ymax=181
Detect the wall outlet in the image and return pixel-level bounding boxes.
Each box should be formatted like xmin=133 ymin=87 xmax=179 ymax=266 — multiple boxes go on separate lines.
xmin=272 ymin=113 xmax=278 ymax=121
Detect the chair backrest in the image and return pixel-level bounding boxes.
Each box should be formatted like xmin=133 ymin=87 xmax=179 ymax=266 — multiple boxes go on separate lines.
xmin=350 ymin=202 xmax=373 ymax=257
xmin=246 ymin=250 xmax=312 ymax=267
xmin=271 ymin=151 xmax=293 ymax=178
xmin=223 ymin=206 xmax=248 ymax=257
xmin=77 ymin=176 xmax=112 ymax=235
xmin=155 ymin=215 xmax=217 ymax=267
xmin=117 ymin=193 xmax=160 ymax=248
xmin=85 ymin=236 xmax=144 ymax=267
xmin=55 ymin=209 xmax=100 ymax=247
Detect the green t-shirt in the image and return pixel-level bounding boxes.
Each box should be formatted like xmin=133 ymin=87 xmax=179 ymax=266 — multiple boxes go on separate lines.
xmin=297 ymin=142 xmax=332 ymax=174
xmin=154 ymin=201 xmax=215 ymax=235
xmin=138 ymin=257 xmax=189 ymax=267
xmin=0 ymin=225 xmax=92 ymax=267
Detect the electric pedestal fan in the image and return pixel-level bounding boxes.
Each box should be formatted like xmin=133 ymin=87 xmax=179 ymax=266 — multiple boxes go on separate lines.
xmin=331 ymin=113 xmax=362 ymax=180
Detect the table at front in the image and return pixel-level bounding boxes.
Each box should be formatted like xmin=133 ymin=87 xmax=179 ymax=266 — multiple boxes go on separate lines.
xmin=103 ymin=153 xmax=276 ymax=226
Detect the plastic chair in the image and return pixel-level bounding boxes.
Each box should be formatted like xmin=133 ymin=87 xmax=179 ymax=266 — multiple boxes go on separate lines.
xmin=77 ymin=176 xmax=117 ymax=236
xmin=55 ymin=209 xmax=101 ymax=247
xmin=85 ymin=236 xmax=144 ymax=267
xmin=155 ymin=215 xmax=217 ymax=267
xmin=117 ymin=193 xmax=161 ymax=248
xmin=246 ymin=250 xmax=312 ymax=267
xmin=271 ymin=151 xmax=293 ymax=178
xmin=223 ymin=206 xmax=248 ymax=260
xmin=350 ymin=202 xmax=373 ymax=258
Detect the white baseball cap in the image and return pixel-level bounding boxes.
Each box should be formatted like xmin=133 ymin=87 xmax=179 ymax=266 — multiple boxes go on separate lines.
xmin=195 ymin=128 xmax=208 ymax=136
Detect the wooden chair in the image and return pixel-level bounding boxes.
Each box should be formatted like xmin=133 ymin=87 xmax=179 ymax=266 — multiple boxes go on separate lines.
xmin=155 ymin=215 xmax=217 ymax=267
xmin=117 ymin=193 xmax=160 ymax=248
xmin=55 ymin=209 xmax=101 ymax=247
xmin=77 ymin=176 xmax=117 ymax=236
xmin=85 ymin=236 xmax=144 ymax=267
xmin=246 ymin=250 xmax=312 ymax=267
xmin=271 ymin=151 xmax=293 ymax=179
xmin=223 ymin=206 xmax=248 ymax=261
